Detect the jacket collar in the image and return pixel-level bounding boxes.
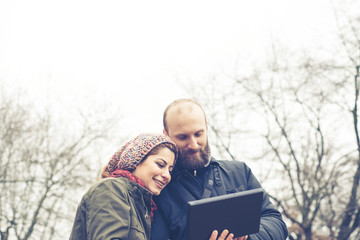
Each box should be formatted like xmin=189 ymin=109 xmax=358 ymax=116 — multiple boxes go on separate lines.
xmin=124 ymin=177 xmax=152 ymax=201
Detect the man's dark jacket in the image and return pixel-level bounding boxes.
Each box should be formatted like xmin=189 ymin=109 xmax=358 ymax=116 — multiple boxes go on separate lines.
xmin=151 ymin=158 xmax=288 ymax=240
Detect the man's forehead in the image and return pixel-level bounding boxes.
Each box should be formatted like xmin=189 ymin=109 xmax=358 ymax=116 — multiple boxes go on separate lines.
xmin=167 ymin=105 xmax=206 ymax=133
xmin=167 ymin=102 xmax=202 ymax=116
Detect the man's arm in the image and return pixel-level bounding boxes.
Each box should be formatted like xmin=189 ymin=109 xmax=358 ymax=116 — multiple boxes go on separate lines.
xmin=219 ymin=161 xmax=288 ymax=240
xmin=243 ymin=165 xmax=288 ymax=239
xmin=249 ymin=207 xmax=288 ymax=239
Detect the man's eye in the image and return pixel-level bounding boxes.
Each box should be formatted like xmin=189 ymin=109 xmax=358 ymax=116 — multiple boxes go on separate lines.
xmin=195 ymin=132 xmax=203 ymax=137
xmin=177 ymin=135 xmax=187 ymax=141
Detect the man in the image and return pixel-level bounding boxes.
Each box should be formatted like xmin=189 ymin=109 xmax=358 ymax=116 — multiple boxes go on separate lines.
xmin=151 ymin=99 xmax=288 ymax=240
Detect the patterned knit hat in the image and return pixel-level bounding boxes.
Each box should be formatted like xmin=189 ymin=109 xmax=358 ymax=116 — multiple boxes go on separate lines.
xmin=107 ymin=133 xmax=178 ymax=173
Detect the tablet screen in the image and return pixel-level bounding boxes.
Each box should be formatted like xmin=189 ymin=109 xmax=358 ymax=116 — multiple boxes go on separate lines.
xmin=186 ymin=188 xmax=263 ymax=240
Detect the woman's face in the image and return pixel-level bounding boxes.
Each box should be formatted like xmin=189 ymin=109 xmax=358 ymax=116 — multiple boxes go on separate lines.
xmin=132 ymin=147 xmax=175 ymax=195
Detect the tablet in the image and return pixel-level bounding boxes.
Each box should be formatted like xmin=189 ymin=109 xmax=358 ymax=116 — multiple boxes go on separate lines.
xmin=186 ymin=188 xmax=263 ymax=240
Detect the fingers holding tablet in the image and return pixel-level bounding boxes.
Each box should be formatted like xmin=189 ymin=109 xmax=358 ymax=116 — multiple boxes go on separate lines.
xmin=209 ymin=229 xmax=234 ymax=240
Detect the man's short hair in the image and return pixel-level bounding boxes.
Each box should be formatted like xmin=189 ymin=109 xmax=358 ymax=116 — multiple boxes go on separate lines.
xmin=163 ymin=99 xmax=207 ymax=134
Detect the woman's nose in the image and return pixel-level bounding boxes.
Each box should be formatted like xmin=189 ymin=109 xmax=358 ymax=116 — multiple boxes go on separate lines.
xmin=162 ymin=169 xmax=171 ymax=182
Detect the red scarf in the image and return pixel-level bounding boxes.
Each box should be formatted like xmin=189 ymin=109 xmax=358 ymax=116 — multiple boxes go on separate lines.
xmin=110 ymin=169 xmax=157 ymax=222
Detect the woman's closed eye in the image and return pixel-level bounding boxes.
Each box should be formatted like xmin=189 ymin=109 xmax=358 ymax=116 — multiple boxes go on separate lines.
xmin=157 ymin=162 xmax=173 ymax=175
xmin=157 ymin=162 xmax=165 ymax=168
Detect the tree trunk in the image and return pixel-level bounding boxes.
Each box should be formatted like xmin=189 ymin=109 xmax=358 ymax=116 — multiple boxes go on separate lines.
xmin=0 ymin=231 xmax=9 ymax=240
xmin=304 ymin=225 xmax=313 ymax=240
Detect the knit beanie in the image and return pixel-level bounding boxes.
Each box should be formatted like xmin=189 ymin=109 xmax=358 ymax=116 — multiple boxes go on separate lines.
xmin=107 ymin=133 xmax=178 ymax=173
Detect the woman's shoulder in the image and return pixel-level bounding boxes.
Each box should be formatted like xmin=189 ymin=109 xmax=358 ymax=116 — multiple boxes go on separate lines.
xmin=85 ymin=177 xmax=130 ymax=198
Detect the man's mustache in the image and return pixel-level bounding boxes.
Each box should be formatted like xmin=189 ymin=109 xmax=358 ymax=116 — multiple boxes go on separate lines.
xmin=185 ymin=149 xmax=200 ymax=154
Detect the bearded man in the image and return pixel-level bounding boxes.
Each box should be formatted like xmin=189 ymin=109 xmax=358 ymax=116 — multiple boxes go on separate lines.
xmin=151 ymin=99 xmax=288 ymax=240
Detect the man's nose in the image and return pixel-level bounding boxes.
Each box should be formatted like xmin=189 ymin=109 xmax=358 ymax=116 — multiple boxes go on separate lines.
xmin=188 ymin=136 xmax=199 ymax=149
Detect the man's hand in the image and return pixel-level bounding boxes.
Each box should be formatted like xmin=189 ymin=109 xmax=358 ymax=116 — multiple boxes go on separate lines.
xmin=234 ymin=236 xmax=248 ymax=240
xmin=209 ymin=230 xmax=248 ymax=240
xmin=209 ymin=230 xmax=234 ymax=240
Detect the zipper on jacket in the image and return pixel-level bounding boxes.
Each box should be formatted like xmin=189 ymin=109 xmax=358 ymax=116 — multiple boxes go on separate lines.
xmin=182 ymin=169 xmax=203 ymax=198
xmin=141 ymin=195 xmax=149 ymax=219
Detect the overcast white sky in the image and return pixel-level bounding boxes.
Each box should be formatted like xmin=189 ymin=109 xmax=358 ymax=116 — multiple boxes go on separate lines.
xmin=0 ymin=0 xmax=336 ymax=135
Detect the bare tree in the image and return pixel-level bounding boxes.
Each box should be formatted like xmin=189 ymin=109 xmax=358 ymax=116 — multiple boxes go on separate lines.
xmin=335 ymin=7 xmax=360 ymax=240
xmin=0 ymin=86 xmax=122 ymax=240
xmin=184 ymin=1 xmax=360 ymax=239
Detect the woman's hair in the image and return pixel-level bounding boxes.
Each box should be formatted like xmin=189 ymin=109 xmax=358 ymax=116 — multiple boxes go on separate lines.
xmin=141 ymin=142 xmax=178 ymax=165
xmin=101 ymin=133 xmax=179 ymax=179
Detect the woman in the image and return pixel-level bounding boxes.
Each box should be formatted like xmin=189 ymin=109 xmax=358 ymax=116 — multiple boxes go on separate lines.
xmin=85 ymin=133 xmax=236 ymax=240
xmin=69 ymin=133 xmax=178 ymax=240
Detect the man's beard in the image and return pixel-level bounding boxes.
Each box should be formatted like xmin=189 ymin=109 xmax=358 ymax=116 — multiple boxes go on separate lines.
xmin=177 ymin=140 xmax=211 ymax=170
